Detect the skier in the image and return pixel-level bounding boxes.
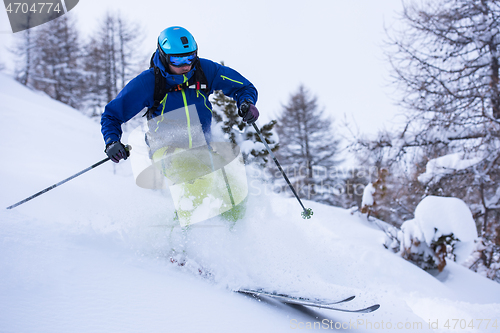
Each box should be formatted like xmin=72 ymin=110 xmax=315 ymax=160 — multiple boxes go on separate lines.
xmin=100 ymin=26 xmax=259 ymax=224
xmin=101 ymin=26 xmax=259 ymax=161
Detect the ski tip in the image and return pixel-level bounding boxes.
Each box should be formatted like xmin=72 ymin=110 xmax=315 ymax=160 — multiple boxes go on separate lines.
xmin=342 ymin=295 xmax=356 ymax=303
xmin=360 ymin=304 xmax=380 ymax=313
xmin=324 ymin=295 xmax=355 ymax=304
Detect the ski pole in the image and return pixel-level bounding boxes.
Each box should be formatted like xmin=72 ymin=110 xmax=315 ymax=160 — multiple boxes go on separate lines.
xmin=252 ymin=123 xmax=313 ymax=219
xmin=6 ymin=145 xmax=132 ymax=210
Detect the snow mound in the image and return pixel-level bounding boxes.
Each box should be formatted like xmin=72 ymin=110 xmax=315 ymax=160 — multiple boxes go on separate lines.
xmin=402 ymin=196 xmax=478 ymax=263
xmin=361 ymin=182 xmax=375 ymax=207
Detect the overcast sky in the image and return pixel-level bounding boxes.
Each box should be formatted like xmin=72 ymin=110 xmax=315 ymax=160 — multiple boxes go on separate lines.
xmin=0 ymin=0 xmax=406 ymax=136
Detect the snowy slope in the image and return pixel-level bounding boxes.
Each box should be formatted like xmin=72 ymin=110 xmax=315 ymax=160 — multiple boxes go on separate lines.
xmin=1 ymin=73 xmax=499 ymax=333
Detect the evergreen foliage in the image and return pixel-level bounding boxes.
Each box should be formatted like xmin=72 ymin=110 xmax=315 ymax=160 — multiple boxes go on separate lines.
xmin=275 ymin=84 xmax=343 ymax=206
xmin=211 ymin=74 xmax=278 ymax=168
xmin=383 ymin=225 xmax=460 ymax=272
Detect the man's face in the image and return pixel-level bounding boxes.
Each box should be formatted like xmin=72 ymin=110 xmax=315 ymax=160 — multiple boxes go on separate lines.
xmin=168 ymin=63 xmax=193 ymax=75
xmin=166 ymin=51 xmax=197 ymax=75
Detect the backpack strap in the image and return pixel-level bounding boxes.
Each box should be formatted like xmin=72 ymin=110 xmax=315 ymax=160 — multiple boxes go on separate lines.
xmin=161 ymin=58 xmax=209 ymax=93
xmin=143 ymin=55 xmax=209 ymax=120
xmin=191 ymin=58 xmax=209 ymax=94
xmin=144 ymin=53 xmax=168 ymax=120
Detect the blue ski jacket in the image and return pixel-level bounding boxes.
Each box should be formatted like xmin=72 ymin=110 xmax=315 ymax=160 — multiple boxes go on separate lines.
xmin=100 ymin=50 xmax=258 ymax=146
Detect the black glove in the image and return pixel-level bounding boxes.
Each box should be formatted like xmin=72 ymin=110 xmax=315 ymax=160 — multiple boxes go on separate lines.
xmin=238 ymin=101 xmax=259 ymax=124
xmin=105 ymin=141 xmax=129 ymax=163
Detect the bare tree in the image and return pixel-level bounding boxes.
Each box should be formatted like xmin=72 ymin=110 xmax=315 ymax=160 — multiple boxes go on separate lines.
xmin=11 ymin=27 xmax=37 ymax=86
xmin=116 ymin=13 xmax=143 ymax=89
xmin=30 ymin=13 xmax=84 ymax=109
xmin=385 ymin=0 xmax=500 ymax=147
xmin=351 ymin=0 xmax=500 ymax=282
xmin=382 ymin=0 xmax=500 ymax=228
xmin=82 ymin=11 xmax=145 ymax=116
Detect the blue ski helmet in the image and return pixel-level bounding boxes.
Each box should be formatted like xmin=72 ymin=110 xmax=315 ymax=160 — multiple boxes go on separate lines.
xmin=158 ymin=26 xmax=198 ymax=67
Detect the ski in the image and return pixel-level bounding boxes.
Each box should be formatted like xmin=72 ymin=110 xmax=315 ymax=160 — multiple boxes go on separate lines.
xmin=238 ymin=288 xmax=355 ymax=305
xmin=237 ymin=288 xmax=380 ymax=313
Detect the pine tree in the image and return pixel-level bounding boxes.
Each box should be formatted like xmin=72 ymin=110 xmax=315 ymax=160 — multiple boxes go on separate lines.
xmin=210 ymin=65 xmax=278 ymax=168
xmin=275 ymin=84 xmax=343 ymax=205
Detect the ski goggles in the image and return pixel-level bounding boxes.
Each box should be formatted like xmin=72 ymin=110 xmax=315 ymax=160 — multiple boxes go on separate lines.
xmin=168 ymin=52 xmax=197 ymax=67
